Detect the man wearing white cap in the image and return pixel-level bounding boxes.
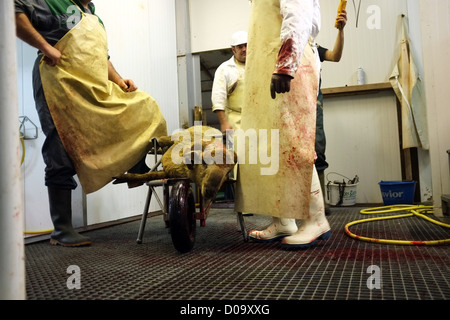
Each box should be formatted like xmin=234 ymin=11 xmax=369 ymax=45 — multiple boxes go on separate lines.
xmin=211 ymin=31 xmax=249 ymax=221
xmin=211 ymin=30 xmax=247 ymax=133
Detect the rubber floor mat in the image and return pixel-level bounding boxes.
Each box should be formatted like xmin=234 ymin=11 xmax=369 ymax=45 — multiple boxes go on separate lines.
xmin=25 ymin=206 xmax=450 ymax=300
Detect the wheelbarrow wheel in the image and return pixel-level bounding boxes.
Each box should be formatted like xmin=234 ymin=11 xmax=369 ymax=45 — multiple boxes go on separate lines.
xmin=168 ymin=180 xmax=196 ymax=253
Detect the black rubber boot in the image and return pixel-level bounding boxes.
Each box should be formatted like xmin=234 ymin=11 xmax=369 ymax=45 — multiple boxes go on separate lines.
xmin=48 ymin=187 xmax=91 ymax=247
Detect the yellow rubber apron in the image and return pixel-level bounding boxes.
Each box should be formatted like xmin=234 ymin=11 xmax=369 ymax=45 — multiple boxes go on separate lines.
xmin=235 ymin=0 xmax=319 ymax=220
xmin=39 ymin=14 xmax=167 ymax=194
xmin=226 ymin=59 xmax=245 ymax=130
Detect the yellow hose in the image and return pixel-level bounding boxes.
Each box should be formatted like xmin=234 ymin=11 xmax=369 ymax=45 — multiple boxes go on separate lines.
xmin=20 ymin=138 xmax=25 ymax=165
xmin=344 ymin=205 xmax=450 ymax=245
xmin=24 ymin=229 xmax=54 ymax=235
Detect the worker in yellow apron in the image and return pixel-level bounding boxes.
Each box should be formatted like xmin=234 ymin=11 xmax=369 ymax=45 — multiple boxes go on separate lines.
xmin=212 ymin=30 xmax=247 ymax=133
xmin=15 ymin=0 xmax=167 ymax=246
xmin=39 ymin=12 xmax=167 ymax=193
xmin=235 ymin=0 xmax=331 ymax=249
xmin=211 ymin=31 xmax=248 ymax=221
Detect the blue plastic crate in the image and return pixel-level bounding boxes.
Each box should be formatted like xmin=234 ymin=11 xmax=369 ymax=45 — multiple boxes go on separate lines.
xmin=379 ymin=181 xmax=416 ymax=205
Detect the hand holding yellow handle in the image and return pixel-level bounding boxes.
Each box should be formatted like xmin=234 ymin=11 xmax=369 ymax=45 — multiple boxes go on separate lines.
xmin=335 ymin=0 xmax=347 ymax=28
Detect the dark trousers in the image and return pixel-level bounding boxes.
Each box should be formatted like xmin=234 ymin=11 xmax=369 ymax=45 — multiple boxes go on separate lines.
xmin=32 ymin=55 xmax=77 ymax=190
xmin=315 ymin=88 xmax=328 ymax=173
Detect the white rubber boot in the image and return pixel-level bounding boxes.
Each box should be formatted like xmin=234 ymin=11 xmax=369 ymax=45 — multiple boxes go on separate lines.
xmin=281 ymin=167 xmax=331 ymax=249
xmin=248 ymin=217 xmax=298 ymax=242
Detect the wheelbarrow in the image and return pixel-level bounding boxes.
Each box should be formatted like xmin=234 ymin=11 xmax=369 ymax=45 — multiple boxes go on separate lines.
xmin=134 ymin=139 xmax=248 ymax=253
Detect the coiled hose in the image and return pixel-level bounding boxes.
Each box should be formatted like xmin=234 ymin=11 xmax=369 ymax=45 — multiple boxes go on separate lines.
xmin=344 ymin=205 xmax=450 ymax=245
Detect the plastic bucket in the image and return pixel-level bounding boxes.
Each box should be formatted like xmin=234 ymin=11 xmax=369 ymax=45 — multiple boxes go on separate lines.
xmin=326 ymin=173 xmax=359 ymax=206
xmin=379 ymin=181 xmax=416 ymax=205
xmin=327 ymin=182 xmax=358 ymax=206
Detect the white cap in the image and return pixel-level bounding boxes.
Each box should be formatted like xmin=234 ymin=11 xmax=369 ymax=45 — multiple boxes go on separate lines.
xmin=230 ymin=31 xmax=248 ymax=46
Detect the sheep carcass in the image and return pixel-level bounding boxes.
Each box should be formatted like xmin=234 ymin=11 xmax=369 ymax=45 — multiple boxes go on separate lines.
xmin=113 ymin=126 xmax=237 ymax=210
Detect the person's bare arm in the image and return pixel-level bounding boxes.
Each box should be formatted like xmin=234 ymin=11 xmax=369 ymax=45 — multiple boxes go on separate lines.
xmin=15 ymin=13 xmax=61 ymax=66
xmin=214 ymin=110 xmax=233 ymax=133
xmin=323 ymin=10 xmax=347 ymax=62
xmin=107 ymin=60 xmax=138 ymax=92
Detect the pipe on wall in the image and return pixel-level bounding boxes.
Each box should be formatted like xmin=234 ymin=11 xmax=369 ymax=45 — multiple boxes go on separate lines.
xmin=0 ymin=0 xmax=26 ymax=300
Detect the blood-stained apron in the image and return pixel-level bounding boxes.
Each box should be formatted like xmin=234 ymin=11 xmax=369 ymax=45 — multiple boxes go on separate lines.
xmin=39 ymin=13 xmax=167 ymax=194
xmin=235 ymin=0 xmax=319 ymax=219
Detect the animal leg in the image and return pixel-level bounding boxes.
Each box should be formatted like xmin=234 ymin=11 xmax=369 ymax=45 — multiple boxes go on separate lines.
xmin=113 ymin=171 xmax=168 ymax=188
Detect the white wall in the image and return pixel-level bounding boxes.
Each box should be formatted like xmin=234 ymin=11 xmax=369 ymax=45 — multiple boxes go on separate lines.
xmin=17 ymin=40 xmax=52 ymax=233
xmin=418 ymin=0 xmax=450 ymax=214
xmin=324 ymin=93 xmax=401 ymax=204
xmin=94 ymin=0 xmax=179 ymax=133
xmin=316 ymin=0 xmax=407 ymax=87
xmin=189 ymin=0 xmax=251 ymax=53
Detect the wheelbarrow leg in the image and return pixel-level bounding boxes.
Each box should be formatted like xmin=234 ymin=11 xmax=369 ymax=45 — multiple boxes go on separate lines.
xmin=137 ymin=185 xmax=153 ymax=244
xmin=196 ymin=191 xmax=207 ymax=227
xmin=163 ymin=182 xmax=170 ymax=228
xmin=237 ymin=212 xmax=248 ymax=242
